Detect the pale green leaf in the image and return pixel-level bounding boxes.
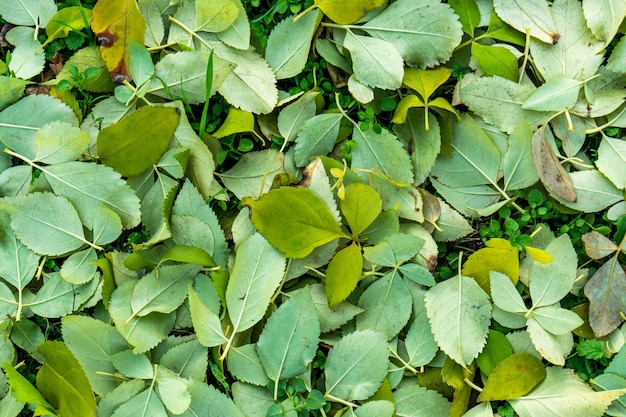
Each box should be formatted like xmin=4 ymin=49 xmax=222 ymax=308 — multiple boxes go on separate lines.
xmin=399 ymin=264 xmax=435 ymax=287
xmin=97 ymin=106 xmax=179 ymax=177
xmin=61 ymin=315 xmax=129 ymax=397
xmin=36 ymin=341 xmax=96 ymax=417
xmin=0 ymin=165 xmax=32 ymax=197
xmin=510 ymin=367 xmax=626 ymax=417
xmin=110 ymin=387 xmax=167 ymax=417
xmin=5 ymin=27 xmax=45 ymax=80
xmin=530 ymin=305 xmax=584 ymax=335
xmin=591 ymin=373 xmax=626 ymax=417
xmin=394 ymin=110 xmax=441 ymax=186
xmin=363 ymin=234 xmax=423 ymax=267
xmin=293 ymin=113 xmax=342 ymax=167
xmin=308 ymin=283 xmax=363 ymax=333
xmin=278 ymin=91 xmax=318 ymax=142
xmin=138 ymin=0 xmax=165 ymax=48
xmin=462 ymin=403 xmax=495 ymax=417
xmin=460 ymin=76 xmax=548 ymax=133
xmin=431 ymin=114 xmax=501 ymax=187
xmin=493 ymin=0 xmax=559 ymax=44
xmin=60 ymin=249 xmax=97 ymax=285
xmin=315 ymin=38 xmax=351 ymax=72
xmin=188 ymin=285 xmax=228 ymax=347
xmin=146 ymin=51 xmax=235 ymax=103
xmin=431 ymin=179 xmax=501 ymax=217
xmin=368 ymin=176 xmax=424 ymax=223
xmin=225 ymin=233 xmax=286 ymax=333
xmin=556 ymin=170 xmax=624 ymax=212
xmin=42 ymin=161 xmax=141 ymax=230
xmin=92 ymin=205 xmax=124 ymax=246
xmin=597 ymin=137 xmax=626 ymax=190
xmin=529 ymin=234 xmax=577 ymax=308
xmin=159 ymin=339 xmax=208 ymax=381
xmin=0 ymin=211 xmax=39 ymax=290
xmin=257 ymin=289 xmax=320 ymax=385
xmin=157 ymin=245 xmax=215 ymax=268
xmin=362 ymin=0 xmax=463 ymax=68
xmin=218 ymin=149 xmax=285 ymax=200
xmin=3 ymin=192 xmax=90 ymax=256
xmin=356 ymin=270 xmax=412 ymax=340
xmin=0 ymin=0 xmax=56 ymax=27
xmin=324 ymin=330 xmax=388 ymax=401
xmin=491 ymin=271 xmax=527 ymax=315
xmin=218 ymin=0 xmax=250 ymax=49
xmin=0 ymin=393 xmax=25 ymax=417
xmin=266 ymin=10 xmax=321 ymax=79
xmin=10 ymin=319 xmax=44 ymax=363
xmin=477 ymin=353 xmax=546 ymax=402
xmin=355 ymin=400 xmax=394 ymax=417
xmin=0 ymin=94 xmax=77 ymax=159
xmin=207 ymin=385 xmax=246 ymax=417
xmin=195 ymin=0 xmax=239 ymax=32
xmin=139 ymin=173 xmax=178 ymax=247
xmin=526 ymin=316 xmax=573 ymax=365
xmin=530 ymin=0 xmax=604 ymax=80
xmin=348 ymin=75 xmax=374 ymax=104
xmin=425 ymin=274 xmax=492 ymax=366
xmin=96 ymin=379 xmax=146 ymax=417
xmin=583 ymin=0 xmax=626 ymax=44
xmin=471 ymin=43 xmax=518 ymax=81
xmin=232 ymin=382 xmax=274 ymax=417
xmin=343 ymin=30 xmax=403 ymax=90
xmin=394 ymin=384 xmax=451 ymax=417
xmin=130 ymin=264 xmax=200 ymax=317
xmin=607 ymin=35 xmax=626 ymax=73
xmin=127 ymin=40 xmax=154 ymax=87
xmin=522 ymin=75 xmax=583 ymax=111
xmin=243 ymin=187 xmax=345 ymax=258
xmin=351 ymin=125 xmax=413 ymax=184
xmin=228 ymin=344 xmax=271 ymax=386
xmin=28 ymin=272 xmax=100 ymax=318
xmin=431 ymin=197 xmax=474 ymax=243
xmin=108 ymin=280 xmax=176 ymax=353
xmin=325 ymin=242 xmax=363 ymax=308
xmin=0 ymin=76 xmax=28 ymax=112
xmin=155 ymin=367 xmax=191 ymax=414
xmin=111 ymin=350 xmax=153 ymax=379
xmin=155 ymin=148 xmax=188 ymax=183
xmin=503 ymin=121 xmax=539 ymax=191
xmin=403 ymin=298 xmax=438 ymax=367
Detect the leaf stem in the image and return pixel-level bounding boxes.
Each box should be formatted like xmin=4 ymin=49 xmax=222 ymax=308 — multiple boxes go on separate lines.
xmin=147 ymin=42 xmax=178 ymax=52
xmin=324 ymin=393 xmax=359 ymax=409
xmin=388 ymin=347 xmax=420 ymax=375
xmin=518 ymin=28 xmax=532 ymax=84
xmin=292 ymin=4 xmax=317 ymax=23
xmin=464 ymin=377 xmax=483 ymax=392
xmin=168 ymin=16 xmax=214 ymax=51
xmin=585 ymin=104 xmax=626 ymax=134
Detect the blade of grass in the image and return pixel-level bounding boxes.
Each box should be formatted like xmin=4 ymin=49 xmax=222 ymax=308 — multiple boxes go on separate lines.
xmin=198 ymin=50 xmax=214 ymax=137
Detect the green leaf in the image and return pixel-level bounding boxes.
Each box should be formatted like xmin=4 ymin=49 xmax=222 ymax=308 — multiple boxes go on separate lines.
xmin=431 ymin=179 xmax=501 ymax=218
xmin=324 ymin=330 xmax=388 ymax=402
xmin=476 ymin=330 xmax=514 ymax=376
xmin=325 ymin=242 xmax=363 ymax=308
xmin=157 ymin=245 xmax=215 ymax=268
xmin=431 ymin=197 xmax=473 ymax=243
xmin=293 ymin=113 xmax=343 ymax=167
xmin=111 ymin=350 xmax=153 ymax=379
xmin=92 ymin=206 xmax=124 ymax=246
xmin=2 ymin=192 xmax=92 ymax=256
xmin=449 ymin=0 xmax=480 ymax=36
xmin=188 ymin=285 xmax=228 ymax=347
xmin=206 ymin=385 xmax=246 ymax=417
xmin=471 ymin=43 xmax=518 ymax=81
xmin=491 ymin=271 xmax=527 ymax=315
xmin=526 ymin=315 xmax=573 ymax=365
xmin=243 ymin=187 xmax=345 ymax=258
xmin=607 ymin=35 xmax=626 ymax=73
xmin=532 ymin=128 xmax=577 ymax=203
xmin=36 ymin=341 xmax=96 ymax=417
xmin=139 ymin=173 xmax=178 ymax=247
xmin=394 ymin=110 xmax=441 ymax=186
xmin=351 ymin=125 xmax=414 ymax=185
xmin=212 ymin=107 xmax=256 ymax=139
xmin=231 ymin=382 xmax=273 ymax=417
xmin=363 ymin=233 xmax=423 ymax=267
xmin=1 ymin=362 xmax=56 ymax=416
xmin=218 ymin=149 xmax=285 ymax=200
xmin=478 ymin=353 xmax=546 ymax=402
xmin=362 ymin=0 xmax=463 ymax=68
xmin=225 ymin=233 xmax=286 ymax=333
xmin=0 ymin=211 xmax=39 ymax=291
xmin=159 ymin=339 xmax=208 ymax=381
xmin=583 ymin=0 xmax=626 ymax=43
xmin=29 ymin=272 xmax=100 ymax=318
xmin=394 ymin=385 xmax=451 ymax=416
xmin=492 ymin=0 xmax=559 ymax=44
xmin=0 ymin=76 xmax=28 ymax=112
xmin=277 ymin=91 xmax=319 ymax=143
xmin=309 ymin=283 xmax=363 ymax=333
xmin=127 ymin=40 xmax=154 ymax=87
xmin=357 ymin=271 xmax=412 ymax=340
xmin=529 ymin=305 xmax=583 ymax=335
xmin=110 ymin=386 xmax=167 ymax=417
xmin=60 ymin=248 xmax=97 ymax=285
xmin=57 ymin=46 xmax=115 ymax=93
xmin=509 ymin=367 xmax=626 ymax=417
xmin=257 ymin=289 xmax=320 ymax=386
xmin=555 ymin=169 xmax=624 ymax=212
xmin=431 ymin=114 xmax=501 ymax=188
xmin=31 ymin=121 xmax=89 ymax=164
xmin=343 ymin=30 xmax=404 ymax=90
xmin=403 ymin=67 xmax=452 ymax=103
xmin=266 ymin=10 xmax=321 ymax=79
xmin=0 ymin=0 xmax=56 ymax=27
xmin=194 ymin=0 xmax=239 ymax=33
xmin=61 ymin=315 xmax=129 ymax=397
xmin=340 ymin=183 xmax=382 ymax=236
xmin=97 ymin=106 xmax=179 ymax=177
xmin=227 ymin=344 xmax=270 ymax=387
xmin=425 ymin=274 xmax=492 ymax=366
xmin=5 ymin=27 xmax=45 ymax=80
xmin=108 ymin=281 xmax=176 ymax=353
xmin=43 ymin=6 xmax=90 ymax=46
xmin=522 ymin=75 xmax=583 ymax=111
xmin=138 ymin=0 xmax=165 ymax=48
xmin=503 ymin=121 xmax=539 ymax=191
xmin=155 ymin=367 xmax=191 ymax=414
xmin=529 ymin=234 xmax=577 ymax=308
xmin=462 ymin=238 xmax=520 ymax=293
xmin=217 ymin=0 xmax=250 ymax=50
xmin=597 ymin=137 xmax=626 ymax=190
xmin=403 ymin=287 xmax=438 ymax=367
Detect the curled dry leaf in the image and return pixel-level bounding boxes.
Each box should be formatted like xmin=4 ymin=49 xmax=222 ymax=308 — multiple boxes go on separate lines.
xmin=531 ymin=128 xmax=577 ymax=202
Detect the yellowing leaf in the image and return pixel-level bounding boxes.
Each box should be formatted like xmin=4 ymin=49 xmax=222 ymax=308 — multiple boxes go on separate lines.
xmin=340 ymin=183 xmax=382 ymax=237
xmin=462 ymin=238 xmax=520 ymax=293
xmin=525 ymin=246 xmax=552 ymax=264
xmin=392 ymin=95 xmax=424 ymax=124
xmin=325 ymin=242 xmax=363 ymax=307
xmin=403 ymin=67 xmax=451 ymax=102
xmin=91 ymin=0 xmax=146 ymax=82
xmin=477 ymin=353 xmax=546 ymax=402
xmin=212 ymin=107 xmax=256 ymax=138
xmin=312 ymin=0 xmax=386 ymax=24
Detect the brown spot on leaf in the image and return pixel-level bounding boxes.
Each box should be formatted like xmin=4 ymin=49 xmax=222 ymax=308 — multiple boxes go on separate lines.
xmin=550 ymin=33 xmax=560 ymax=44
xmin=97 ymin=29 xmax=117 ymax=47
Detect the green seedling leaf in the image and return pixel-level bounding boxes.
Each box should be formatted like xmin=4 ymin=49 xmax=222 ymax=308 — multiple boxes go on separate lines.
xmin=325 ymin=242 xmax=363 ymax=308
xmin=532 ymin=128 xmax=577 ymax=202
xmin=44 ymin=7 xmax=92 ymax=47
xmin=36 ymin=341 xmax=96 ymax=417
xmin=111 ymin=350 xmax=153 ymax=379
xmin=356 ymin=271 xmax=412 ymax=340
xmin=1 ymin=362 xmax=57 ymax=416
xmin=266 ymin=10 xmax=321 ymax=79
xmin=61 ymin=315 xmax=129 ymax=397
xmin=212 ymin=107 xmax=255 ymax=139
xmin=98 ymin=106 xmax=179 ymax=177
xmin=310 ymin=0 xmax=385 ymax=24
xmin=257 ymin=289 xmax=320 ymax=397
xmin=57 ymin=46 xmax=115 ymax=93
xmin=471 ymin=43 xmax=518 ymax=81
xmin=394 ymin=385 xmax=451 ymax=417
xmin=425 ymin=274 xmax=492 ymax=366
xmin=194 ymin=0 xmax=239 ymax=33
xmin=343 ymin=30 xmax=404 ymax=90
xmin=597 ymin=137 xmax=626 ymax=190
xmin=522 ymin=75 xmax=583 ymax=112
xmin=324 ymin=330 xmax=388 ymax=402
xmin=448 ymin=0 xmax=480 ymax=35
xmin=463 ymin=238 xmax=520 ymax=293
xmin=362 ymin=0 xmax=463 ymax=68
xmin=243 ymin=187 xmax=345 ymax=258
xmin=340 ymin=183 xmax=382 ymax=237
xmin=478 ymin=353 xmax=546 ymax=402
xmin=493 ymin=0 xmax=559 ymax=44
xmin=509 ymin=367 xmax=626 ymax=417
xmin=476 ymin=330 xmax=514 ymax=376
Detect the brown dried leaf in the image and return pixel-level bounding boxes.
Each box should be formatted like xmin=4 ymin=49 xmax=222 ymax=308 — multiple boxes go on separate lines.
xmin=582 ymin=231 xmax=618 ymax=260
xmin=584 ymin=260 xmax=626 ymax=337
xmin=531 ymin=128 xmax=577 ymax=202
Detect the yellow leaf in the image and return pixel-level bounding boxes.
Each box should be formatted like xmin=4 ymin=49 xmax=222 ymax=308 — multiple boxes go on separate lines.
xmin=524 ymin=246 xmax=553 ymax=264
xmin=429 ymin=96 xmax=460 ymax=121
xmin=212 ymin=107 xmax=255 ymax=138
xmin=91 ymin=0 xmax=146 ymax=83
xmin=462 ymin=238 xmax=519 ymax=293
xmin=403 ymin=67 xmax=451 ymax=102
xmin=313 ymin=0 xmax=387 ymax=25
xmin=391 ymin=94 xmax=424 ymax=124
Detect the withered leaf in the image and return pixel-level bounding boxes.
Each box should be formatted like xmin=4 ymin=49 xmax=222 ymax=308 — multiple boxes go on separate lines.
xmin=531 ymin=128 xmax=577 ymax=202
